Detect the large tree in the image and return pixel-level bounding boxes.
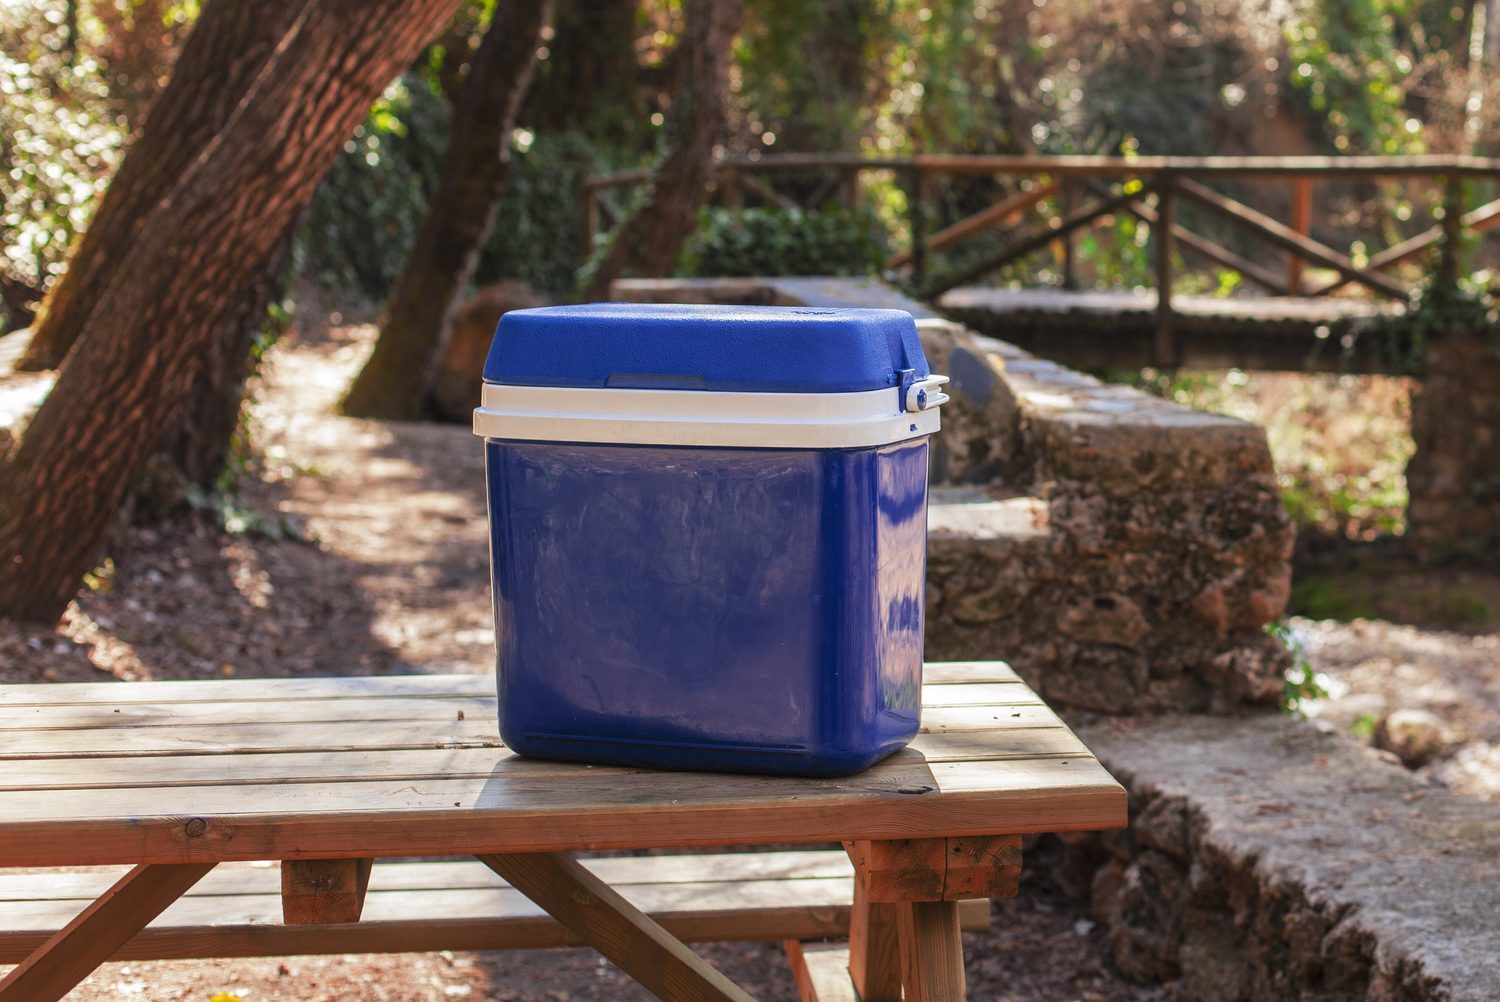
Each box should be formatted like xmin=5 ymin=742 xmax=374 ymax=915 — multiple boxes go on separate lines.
xmin=342 ymin=0 xmax=549 ymax=421
xmin=0 ymin=0 xmax=462 ymax=624
xmin=581 ymin=0 xmax=744 ymax=300
xmin=17 ymin=1 xmax=304 ymax=371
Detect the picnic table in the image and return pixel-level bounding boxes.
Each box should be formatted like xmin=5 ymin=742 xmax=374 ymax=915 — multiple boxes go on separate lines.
xmin=0 ymin=661 xmax=1125 ymax=1001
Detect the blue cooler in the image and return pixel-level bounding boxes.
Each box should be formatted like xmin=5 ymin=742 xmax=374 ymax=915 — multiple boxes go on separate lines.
xmin=472 ymin=303 xmax=948 ymax=776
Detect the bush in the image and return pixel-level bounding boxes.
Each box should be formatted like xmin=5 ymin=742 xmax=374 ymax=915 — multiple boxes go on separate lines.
xmin=296 ymin=75 xmax=450 ymax=302
xmin=678 ymin=205 xmax=888 ymax=279
xmin=476 ymin=132 xmax=610 ymax=300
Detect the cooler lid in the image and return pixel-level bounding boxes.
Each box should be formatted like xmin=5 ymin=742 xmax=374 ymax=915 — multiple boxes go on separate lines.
xmin=481 ymin=303 xmax=930 ymax=393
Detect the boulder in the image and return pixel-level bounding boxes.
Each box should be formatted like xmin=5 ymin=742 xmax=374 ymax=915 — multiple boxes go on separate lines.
xmin=429 ymin=281 xmax=548 ymax=423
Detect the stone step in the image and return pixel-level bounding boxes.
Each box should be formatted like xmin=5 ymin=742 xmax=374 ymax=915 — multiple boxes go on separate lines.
xmin=1066 ymin=712 xmax=1500 ymax=1002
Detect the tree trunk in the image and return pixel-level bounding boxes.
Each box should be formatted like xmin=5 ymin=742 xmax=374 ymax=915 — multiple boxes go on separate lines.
xmin=523 ymin=0 xmax=641 ymax=145
xmin=580 ymin=0 xmax=744 ymax=301
xmin=342 ymin=0 xmax=548 ymax=421
xmin=0 ymin=0 xmax=462 ymax=624
xmin=17 ymin=0 xmax=306 ymax=371
xmin=151 ymin=220 xmax=300 ymax=495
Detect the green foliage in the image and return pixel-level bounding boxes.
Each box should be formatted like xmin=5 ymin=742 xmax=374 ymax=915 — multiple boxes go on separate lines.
xmin=0 ymin=3 xmax=122 ymax=290
xmin=1266 ymin=620 xmax=1329 ymax=714
xmin=678 ymin=205 xmax=888 ymax=278
xmin=296 ymin=75 xmax=451 ymax=302
xmin=476 ymin=132 xmax=611 ymax=300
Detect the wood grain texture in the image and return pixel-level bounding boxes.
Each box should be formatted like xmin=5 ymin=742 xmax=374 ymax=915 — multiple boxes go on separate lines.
xmin=0 ymin=862 xmax=214 ymax=1002
xmin=280 ymin=857 xmax=372 ymax=924
xmin=850 ymin=835 xmax=1022 ymax=902
xmin=478 ymin=852 xmax=752 ymax=1002
xmin=784 ymin=940 xmax=859 ymax=1002
xmin=848 ymin=879 xmax=904 ymax=1002
xmin=898 ymin=900 xmax=967 ymax=1002
xmin=1 ymin=853 xmax=881 ymax=963
xmin=0 ymin=666 xmax=1126 ymax=866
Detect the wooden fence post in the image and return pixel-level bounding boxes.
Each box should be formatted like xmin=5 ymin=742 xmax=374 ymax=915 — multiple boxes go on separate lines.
xmin=1154 ymin=172 xmax=1177 ymax=368
xmin=910 ymin=166 xmax=930 ymax=291
xmin=1438 ymin=172 xmax=1464 ymax=292
xmin=1060 ymin=180 xmax=1077 ymax=289
xmin=1288 ymin=177 xmax=1312 ymax=294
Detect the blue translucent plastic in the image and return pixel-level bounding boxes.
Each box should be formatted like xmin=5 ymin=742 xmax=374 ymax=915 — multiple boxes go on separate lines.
xmin=482 ymin=303 xmax=930 ymax=393
xmin=484 ymin=438 xmax=929 ymax=776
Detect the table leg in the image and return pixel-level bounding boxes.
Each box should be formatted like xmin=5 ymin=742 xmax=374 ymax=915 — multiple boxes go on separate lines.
xmin=847 ymin=879 xmax=903 ymax=1001
xmin=0 ymin=862 xmax=215 ymax=1002
xmin=898 ymin=900 xmax=966 ymax=1001
xmin=477 ymin=852 xmax=752 ymax=1002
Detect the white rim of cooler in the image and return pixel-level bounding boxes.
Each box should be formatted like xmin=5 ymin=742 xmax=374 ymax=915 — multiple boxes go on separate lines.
xmin=472 ymin=375 xmax=948 ymax=449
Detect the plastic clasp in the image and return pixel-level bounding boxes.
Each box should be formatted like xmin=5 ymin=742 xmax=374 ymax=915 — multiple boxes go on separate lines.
xmin=902 ymin=374 xmax=951 ymax=413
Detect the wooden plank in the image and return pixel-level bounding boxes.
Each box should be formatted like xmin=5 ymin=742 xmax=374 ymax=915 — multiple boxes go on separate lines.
xmin=898 ymin=900 xmax=966 ymax=1002
xmin=887 ymin=182 xmax=1059 ymax=268
xmin=1176 ymin=177 xmax=1409 ymax=300
xmin=849 ymin=835 xmax=1020 ymax=903
xmin=0 ymin=735 xmax=1107 ymax=826
xmin=922 ymin=662 xmax=1020 ymax=684
xmin=0 ymin=664 xmax=1016 ymax=706
xmin=1154 ymin=175 xmax=1178 ymax=367
xmin=1307 ymin=194 xmax=1500 ymax=294
xmin=923 ymin=184 xmax=1148 ymax=298
xmin=0 ymin=862 xmax=214 ymax=1002
xmin=1 ymin=877 xmax=862 ymax=963
xmin=479 ymin=852 xmax=753 ymax=1002
xmin=1287 ymin=177 xmax=1313 ymax=293
xmin=280 ymin=857 xmax=372 ymax=924
xmin=0 ymin=727 xmax=1087 ymax=793
xmin=0 ymin=673 xmax=492 ymax=707
xmin=0 ymin=764 xmax=1123 ymax=867
xmin=0 ymin=851 xmax=858 ymax=901
xmin=785 ymin=940 xmax=859 ymax=1002
xmin=0 ymin=699 xmax=1056 ymax=761
xmin=0 ymin=693 xmax=499 ymax=731
xmin=740 ymin=172 xmax=799 ymax=210
xmin=0 ymin=717 xmax=504 ymax=758
xmin=848 ymin=879 xmax=903 ymax=1002
xmin=1103 ymin=181 xmax=1291 ymax=294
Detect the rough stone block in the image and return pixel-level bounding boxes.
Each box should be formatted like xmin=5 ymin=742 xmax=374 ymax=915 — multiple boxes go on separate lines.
xmin=1070 ymin=713 xmax=1500 ymax=1002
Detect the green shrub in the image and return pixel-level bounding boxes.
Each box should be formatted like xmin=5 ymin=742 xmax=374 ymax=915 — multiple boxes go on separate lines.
xmin=477 ymin=132 xmax=610 ymax=300
xmin=678 ymin=205 xmax=888 ymax=279
xmin=296 ymin=75 xmax=450 ymax=302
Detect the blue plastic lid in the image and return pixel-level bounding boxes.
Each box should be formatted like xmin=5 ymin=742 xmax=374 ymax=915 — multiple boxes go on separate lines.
xmin=482 ymin=303 xmax=929 ymax=393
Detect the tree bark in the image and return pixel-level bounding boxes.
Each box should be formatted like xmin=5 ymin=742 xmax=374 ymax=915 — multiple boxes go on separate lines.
xmin=150 ymin=220 xmax=300 ymax=495
xmin=17 ymin=0 xmax=306 ymax=371
xmin=580 ymin=0 xmax=743 ymax=300
xmin=0 ymin=0 xmax=462 ymax=624
xmin=342 ymin=0 xmax=549 ymax=421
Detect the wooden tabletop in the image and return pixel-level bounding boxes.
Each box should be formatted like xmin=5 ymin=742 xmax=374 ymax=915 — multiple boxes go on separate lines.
xmin=0 ymin=662 xmax=1125 ymax=867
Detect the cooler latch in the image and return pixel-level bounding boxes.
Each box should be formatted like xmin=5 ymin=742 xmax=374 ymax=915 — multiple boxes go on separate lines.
xmin=900 ymin=373 xmax=951 ymax=413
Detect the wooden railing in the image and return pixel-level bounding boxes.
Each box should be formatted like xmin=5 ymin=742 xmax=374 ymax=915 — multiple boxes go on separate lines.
xmin=582 ymin=154 xmax=1500 ymax=364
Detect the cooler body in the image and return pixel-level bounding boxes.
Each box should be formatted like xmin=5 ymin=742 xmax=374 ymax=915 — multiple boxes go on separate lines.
xmin=484 ymin=438 xmax=929 ymax=775
xmin=473 ymin=303 xmax=946 ymax=776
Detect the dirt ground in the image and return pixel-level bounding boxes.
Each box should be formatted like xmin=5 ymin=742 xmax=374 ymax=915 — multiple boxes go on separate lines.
xmin=0 ymin=313 xmax=1174 ymax=1001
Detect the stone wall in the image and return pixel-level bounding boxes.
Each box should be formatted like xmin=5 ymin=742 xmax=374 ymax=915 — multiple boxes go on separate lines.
xmin=920 ymin=319 xmax=1294 ymax=713
xmin=1406 ymin=333 xmax=1500 ymax=561
xmin=609 ymin=277 xmax=1296 ymax=715
xmin=1049 ymin=714 xmax=1500 ymax=1002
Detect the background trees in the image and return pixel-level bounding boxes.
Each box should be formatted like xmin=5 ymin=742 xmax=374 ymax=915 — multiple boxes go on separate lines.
xmin=1 ymin=0 xmax=1498 ymax=619
xmin=0 ymin=0 xmax=463 ymax=622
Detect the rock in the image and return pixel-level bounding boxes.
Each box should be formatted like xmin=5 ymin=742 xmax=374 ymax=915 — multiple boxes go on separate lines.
xmin=1374 ymin=708 xmax=1460 ymax=769
xmin=429 ymin=281 xmax=548 ymax=423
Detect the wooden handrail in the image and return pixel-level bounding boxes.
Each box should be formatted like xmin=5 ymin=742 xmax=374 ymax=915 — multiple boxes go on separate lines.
xmin=581 ymin=152 xmax=1499 ymax=350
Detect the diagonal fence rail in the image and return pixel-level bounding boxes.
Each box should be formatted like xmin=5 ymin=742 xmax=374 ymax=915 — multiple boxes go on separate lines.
xmin=582 ymin=154 xmax=1500 ymax=366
